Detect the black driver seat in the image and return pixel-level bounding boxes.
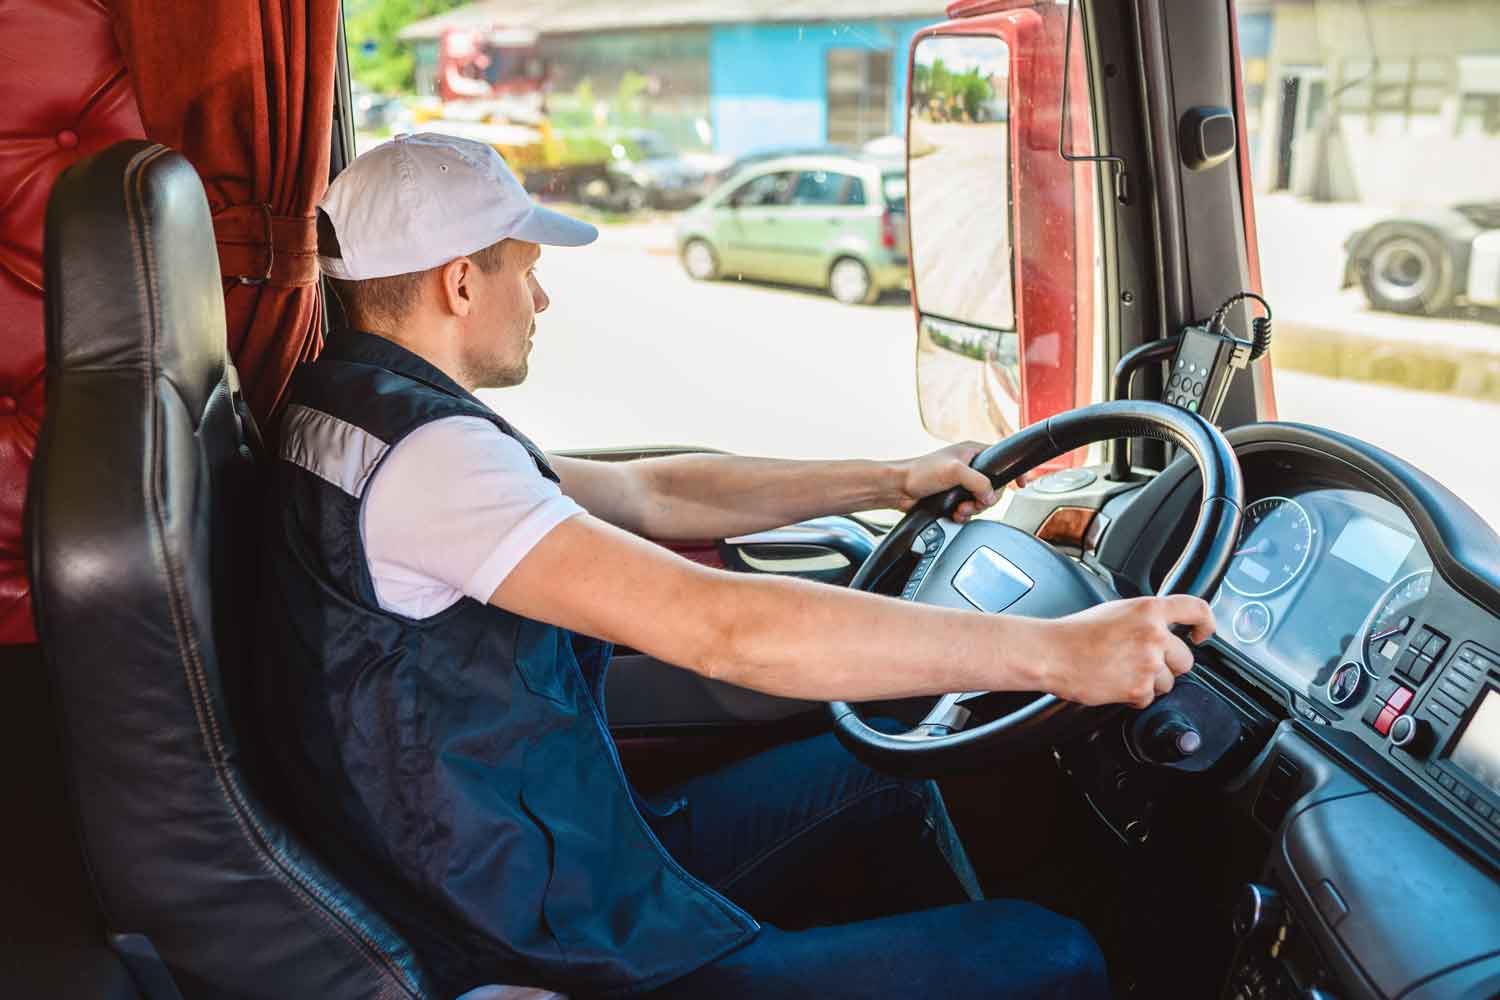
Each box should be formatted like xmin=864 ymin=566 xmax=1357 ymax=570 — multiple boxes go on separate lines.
xmin=29 ymin=141 xmax=435 ymax=999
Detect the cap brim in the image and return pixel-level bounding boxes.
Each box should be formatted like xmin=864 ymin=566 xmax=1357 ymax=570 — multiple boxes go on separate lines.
xmin=512 ymin=204 xmax=599 ymax=247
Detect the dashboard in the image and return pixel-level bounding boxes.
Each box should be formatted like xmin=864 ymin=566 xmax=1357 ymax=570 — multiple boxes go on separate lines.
xmin=1082 ymin=423 xmax=1500 ymax=999
xmin=1121 ymin=440 xmax=1500 ymax=854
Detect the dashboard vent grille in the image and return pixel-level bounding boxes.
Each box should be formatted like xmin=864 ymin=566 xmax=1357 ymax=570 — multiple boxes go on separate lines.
xmin=1254 ymin=754 xmax=1302 ymax=830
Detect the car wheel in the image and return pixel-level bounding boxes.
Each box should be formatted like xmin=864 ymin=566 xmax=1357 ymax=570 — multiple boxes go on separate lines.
xmin=829 ymin=256 xmax=878 ymax=305
xmin=1359 ymin=227 xmax=1457 ymax=315
xmin=682 ymin=239 xmax=720 ymax=280
xmin=616 ymin=183 xmax=648 ymax=214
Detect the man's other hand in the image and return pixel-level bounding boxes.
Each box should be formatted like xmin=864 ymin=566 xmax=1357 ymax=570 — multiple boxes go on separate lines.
xmin=894 ymin=442 xmax=999 ymax=522
xmin=1032 ymin=596 xmax=1217 ymax=709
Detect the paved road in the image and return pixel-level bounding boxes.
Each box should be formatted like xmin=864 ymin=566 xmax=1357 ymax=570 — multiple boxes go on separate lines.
xmin=484 ymin=223 xmax=1500 ymax=529
xmin=481 ymin=227 xmax=943 ymax=463
xmin=1273 ymin=370 xmax=1500 ymax=529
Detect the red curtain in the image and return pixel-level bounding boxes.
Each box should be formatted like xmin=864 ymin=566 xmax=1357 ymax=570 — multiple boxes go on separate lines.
xmin=111 ymin=1 xmax=340 ymax=421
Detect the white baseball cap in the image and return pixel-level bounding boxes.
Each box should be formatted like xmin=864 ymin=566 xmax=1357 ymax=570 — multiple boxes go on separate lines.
xmin=318 ymin=132 xmax=598 ymax=280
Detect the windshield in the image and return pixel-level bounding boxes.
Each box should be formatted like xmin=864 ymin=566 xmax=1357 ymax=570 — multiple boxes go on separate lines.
xmin=338 ymin=2 xmax=1500 ymax=531
xmin=1239 ymin=0 xmax=1500 ymax=529
xmin=347 ymin=3 xmax=1004 ymax=474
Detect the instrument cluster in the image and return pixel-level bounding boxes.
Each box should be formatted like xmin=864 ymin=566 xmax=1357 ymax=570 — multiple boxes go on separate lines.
xmin=1211 ymin=487 xmax=1432 ymax=709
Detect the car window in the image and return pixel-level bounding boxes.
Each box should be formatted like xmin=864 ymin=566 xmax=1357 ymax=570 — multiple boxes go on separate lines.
xmin=730 ymin=171 xmax=796 ymax=208
xmin=844 ymin=177 xmax=867 ymax=206
xmin=790 ymin=170 xmax=853 ymax=206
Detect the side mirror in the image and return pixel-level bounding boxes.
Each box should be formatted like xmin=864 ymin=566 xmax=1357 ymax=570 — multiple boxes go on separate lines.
xmin=908 ymin=8 xmax=1095 ymax=454
xmin=909 ymin=34 xmax=1019 ymax=442
xmin=906 ymin=32 xmax=1014 ymax=440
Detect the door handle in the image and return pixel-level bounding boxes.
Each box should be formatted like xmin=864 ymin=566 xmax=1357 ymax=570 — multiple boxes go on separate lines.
xmin=723 ymin=516 xmax=878 ymax=573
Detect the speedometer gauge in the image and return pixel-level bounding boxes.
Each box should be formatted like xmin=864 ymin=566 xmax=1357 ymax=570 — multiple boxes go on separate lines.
xmin=1224 ymin=497 xmax=1315 ymax=598
xmin=1363 ymin=569 xmax=1432 ymax=672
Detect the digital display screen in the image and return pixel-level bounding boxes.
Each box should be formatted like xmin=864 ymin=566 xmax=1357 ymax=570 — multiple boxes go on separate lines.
xmin=1329 ymin=516 xmax=1416 ymax=583
xmin=1451 ymin=689 xmax=1500 ymax=801
xmin=1240 ymin=559 xmax=1270 ymax=584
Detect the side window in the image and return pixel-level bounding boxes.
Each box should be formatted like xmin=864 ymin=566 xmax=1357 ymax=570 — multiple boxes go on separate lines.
xmin=790 ymin=170 xmax=852 ymax=206
xmin=729 ymin=171 xmax=795 ymax=208
xmin=1236 ymin=6 xmax=1500 ymax=529
xmin=844 ymin=176 xmax=867 ymax=206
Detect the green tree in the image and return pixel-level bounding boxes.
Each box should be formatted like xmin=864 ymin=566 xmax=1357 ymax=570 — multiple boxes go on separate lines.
xmin=346 ymin=0 xmax=468 ymax=94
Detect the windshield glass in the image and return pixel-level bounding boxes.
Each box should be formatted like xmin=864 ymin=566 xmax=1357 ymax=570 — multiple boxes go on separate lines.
xmin=1239 ymin=0 xmax=1500 ymax=529
xmin=346 ymin=2 xmax=1100 ymax=477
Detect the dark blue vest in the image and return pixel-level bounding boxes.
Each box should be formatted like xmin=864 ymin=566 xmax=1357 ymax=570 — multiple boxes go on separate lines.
xmin=257 ymin=331 xmax=757 ymax=997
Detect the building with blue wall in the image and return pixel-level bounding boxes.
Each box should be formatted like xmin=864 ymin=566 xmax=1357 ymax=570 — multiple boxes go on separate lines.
xmin=708 ymin=19 xmax=934 ymax=156
xmin=399 ymin=2 xmax=947 ymax=155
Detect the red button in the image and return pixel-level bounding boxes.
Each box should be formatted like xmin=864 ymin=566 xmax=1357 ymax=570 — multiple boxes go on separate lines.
xmin=1387 ymin=687 xmax=1413 ymax=713
xmin=1374 ymin=706 xmax=1398 ymax=736
xmin=56 ymin=129 xmax=79 ymax=149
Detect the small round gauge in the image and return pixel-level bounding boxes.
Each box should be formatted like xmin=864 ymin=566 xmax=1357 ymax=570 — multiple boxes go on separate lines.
xmin=1362 ymin=569 xmax=1432 ymax=672
xmin=1327 ymin=661 xmax=1366 ymax=706
xmin=1224 ymin=496 xmax=1315 ymax=598
xmin=1231 ymin=601 xmax=1273 ymax=644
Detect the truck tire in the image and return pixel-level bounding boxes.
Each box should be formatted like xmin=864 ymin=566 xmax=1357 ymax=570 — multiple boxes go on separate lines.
xmin=1358 ymin=226 xmax=1457 ymax=316
xmin=829 ymin=256 xmax=878 ymax=305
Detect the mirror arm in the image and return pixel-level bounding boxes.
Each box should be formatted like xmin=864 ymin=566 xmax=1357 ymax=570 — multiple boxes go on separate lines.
xmin=1058 ymin=0 xmax=1130 ymax=204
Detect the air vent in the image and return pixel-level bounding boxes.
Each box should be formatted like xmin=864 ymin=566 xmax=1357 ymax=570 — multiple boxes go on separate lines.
xmin=1254 ymin=754 xmax=1303 ymax=830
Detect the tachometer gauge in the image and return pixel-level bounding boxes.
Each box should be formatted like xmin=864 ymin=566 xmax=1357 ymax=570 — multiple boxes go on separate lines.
xmin=1224 ymin=497 xmax=1315 ymax=598
xmin=1363 ymin=569 xmax=1432 ymax=673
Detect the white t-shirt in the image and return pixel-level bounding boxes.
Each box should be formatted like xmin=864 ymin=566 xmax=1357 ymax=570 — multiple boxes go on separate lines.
xmin=360 ymin=416 xmax=583 ymax=619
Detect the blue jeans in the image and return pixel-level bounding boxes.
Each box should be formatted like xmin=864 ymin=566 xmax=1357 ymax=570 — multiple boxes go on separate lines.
xmin=638 ymin=731 xmax=1110 ymax=999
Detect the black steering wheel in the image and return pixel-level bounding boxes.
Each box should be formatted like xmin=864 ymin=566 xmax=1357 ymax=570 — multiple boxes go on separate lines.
xmin=830 ymin=400 xmax=1244 ymax=775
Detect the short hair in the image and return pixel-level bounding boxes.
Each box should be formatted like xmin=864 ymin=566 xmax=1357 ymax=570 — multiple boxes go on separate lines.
xmin=317 ymin=210 xmax=510 ymax=325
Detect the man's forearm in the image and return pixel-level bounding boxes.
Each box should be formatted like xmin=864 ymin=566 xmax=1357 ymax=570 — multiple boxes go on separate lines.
xmin=632 ymin=453 xmax=904 ymax=540
xmin=695 ymin=569 xmax=1053 ymax=701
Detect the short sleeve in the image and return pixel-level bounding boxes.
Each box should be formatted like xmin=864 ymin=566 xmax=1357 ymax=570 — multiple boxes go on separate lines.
xmin=361 ymin=416 xmax=584 ymax=619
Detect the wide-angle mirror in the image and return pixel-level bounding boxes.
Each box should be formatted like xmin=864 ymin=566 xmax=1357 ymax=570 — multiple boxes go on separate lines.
xmin=908 ymin=34 xmax=1017 ymax=442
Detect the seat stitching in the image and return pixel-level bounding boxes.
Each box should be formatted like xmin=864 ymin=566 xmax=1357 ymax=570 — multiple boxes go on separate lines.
xmin=126 ymin=147 xmax=419 ymax=1000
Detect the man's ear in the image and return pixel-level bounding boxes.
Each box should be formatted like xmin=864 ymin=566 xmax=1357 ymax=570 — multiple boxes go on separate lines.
xmin=437 ymin=256 xmax=476 ymax=317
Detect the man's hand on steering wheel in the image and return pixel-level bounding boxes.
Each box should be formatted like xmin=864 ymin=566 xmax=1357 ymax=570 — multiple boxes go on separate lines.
xmin=1029 ymin=596 xmax=1217 ymax=710
xmin=893 ymin=441 xmax=1001 ymax=522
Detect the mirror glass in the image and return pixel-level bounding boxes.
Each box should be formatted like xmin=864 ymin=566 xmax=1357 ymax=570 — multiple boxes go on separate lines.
xmin=908 ymin=35 xmax=1017 ymax=441
xmin=908 ymin=35 xmax=1013 ymax=330
xmin=916 ymin=316 xmax=1021 ymax=442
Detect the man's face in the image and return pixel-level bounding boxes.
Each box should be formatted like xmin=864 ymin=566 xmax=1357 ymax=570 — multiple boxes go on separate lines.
xmin=463 ymin=240 xmax=549 ymax=389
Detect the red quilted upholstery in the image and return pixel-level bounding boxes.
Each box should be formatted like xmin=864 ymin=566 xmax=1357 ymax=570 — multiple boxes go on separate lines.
xmin=0 ymin=0 xmax=145 ymax=644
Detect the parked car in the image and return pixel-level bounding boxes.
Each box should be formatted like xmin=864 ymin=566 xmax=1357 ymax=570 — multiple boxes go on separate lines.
xmin=675 ymin=155 xmax=910 ymax=305
xmin=706 ymin=143 xmax=855 ymax=188
xmin=350 ymin=83 xmax=403 ymax=133
xmin=1342 ymin=200 xmax=1500 ymax=315
xmin=582 ymin=129 xmax=725 ymax=212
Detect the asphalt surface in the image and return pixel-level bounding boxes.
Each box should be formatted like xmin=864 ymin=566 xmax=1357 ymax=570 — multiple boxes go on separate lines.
xmin=482 ymin=220 xmax=1500 ymax=530
xmin=482 ymin=227 xmax=942 ymax=463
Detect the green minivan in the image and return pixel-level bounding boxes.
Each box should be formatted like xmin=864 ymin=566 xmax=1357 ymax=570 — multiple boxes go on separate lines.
xmin=674 ymin=154 xmax=910 ymax=305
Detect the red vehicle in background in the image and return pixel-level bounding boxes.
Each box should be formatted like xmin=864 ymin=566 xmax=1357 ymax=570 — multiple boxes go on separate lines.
xmin=436 ymin=26 xmax=550 ymax=113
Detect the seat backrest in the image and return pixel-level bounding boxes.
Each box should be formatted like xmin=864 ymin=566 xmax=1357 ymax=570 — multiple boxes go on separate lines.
xmin=29 ymin=140 xmax=433 ymax=1000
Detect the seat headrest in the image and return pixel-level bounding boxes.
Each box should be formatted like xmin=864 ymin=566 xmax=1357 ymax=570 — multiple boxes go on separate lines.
xmin=44 ymin=141 xmax=226 ymax=419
